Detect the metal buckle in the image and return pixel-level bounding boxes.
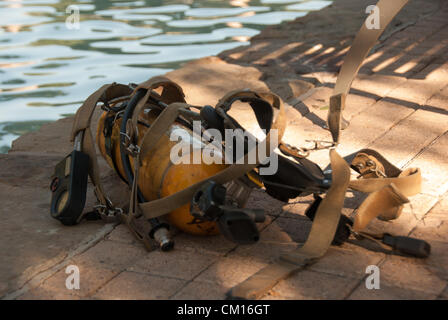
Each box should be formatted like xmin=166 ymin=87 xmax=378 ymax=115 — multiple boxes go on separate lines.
xmin=93 ymin=203 xmax=122 ymax=222
xmin=120 ymin=131 xmax=132 ymax=145
xmin=92 ymin=188 xmax=121 ymax=222
xmin=279 ymin=143 xmax=310 ymax=158
xmin=119 ymin=132 xmax=141 ymax=157
xmin=100 ymin=100 xmax=112 ymax=112
xmin=305 ymin=139 xmax=338 ymax=151
xmin=355 ymin=160 xmax=387 ymax=179
xmin=114 ymin=110 xmax=124 ymax=122
xmin=126 ymin=143 xmax=140 ymax=157
xmin=280 ymin=140 xmax=338 ymax=159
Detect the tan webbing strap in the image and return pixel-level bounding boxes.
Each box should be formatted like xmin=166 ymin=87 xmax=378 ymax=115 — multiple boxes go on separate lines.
xmin=229 ymin=149 xmax=351 ymax=299
xmin=70 ymin=83 xmax=133 ymax=208
xmin=128 ymin=102 xmax=190 ymax=217
xmin=349 ymin=168 xmax=421 ymax=195
xmin=328 ymin=0 xmax=410 ymax=142
xmin=136 ymin=90 xmax=286 ymax=220
xmin=328 ymin=94 xmax=345 ymax=143
xmin=130 ymin=77 xmax=186 ymax=140
xmin=123 ymin=159 xmax=154 ymax=251
xmin=217 ymin=89 xmax=270 ymax=108
xmin=353 ymin=184 xmax=408 ymax=231
xmin=71 ymin=83 xmax=132 ymax=141
xmin=82 ymin=127 xmax=107 ymax=204
xmin=138 ymin=102 xmax=190 ymax=162
xmin=133 ymin=76 xmax=185 ymax=104
xmin=347 ymin=149 xmax=421 ymax=231
xmin=216 ymin=90 xmax=278 ymax=133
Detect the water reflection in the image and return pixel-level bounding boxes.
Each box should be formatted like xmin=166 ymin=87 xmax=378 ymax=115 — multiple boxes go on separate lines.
xmin=0 ymin=0 xmax=332 ymax=153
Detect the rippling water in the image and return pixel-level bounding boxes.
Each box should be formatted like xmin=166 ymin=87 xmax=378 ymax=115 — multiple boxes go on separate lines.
xmin=0 ymin=0 xmax=332 ymax=153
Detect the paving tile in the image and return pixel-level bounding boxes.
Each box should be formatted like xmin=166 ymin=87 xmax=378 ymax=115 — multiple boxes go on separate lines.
xmin=426 ymin=84 xmax=448 ymax=111
xmin=173 ymin=232 xmax=237 ymax=257
xmin=348 ymin=284 xmax=438 ymax=300
xmin=400 ymin=193 xmax=440 ymax=221
xmin=265 ymin=270 xmax=359 ymax=300
xmin=232 ymin=240 xmax=298 ymax=262
xmin=386 ymin=78 xmax=444 ymax=106
xmin=25 ymin=262 xmax=118 ymax=298
xmin=0 ymin=183 xmax=110 ymax=297
xmin=195 ymin=255 xmax=267 ymax=290
xmin=245 ymin=189 xmax=285 ymax=217
xmin=18 ymin=287 xmax=80 ymax=300
xmin=93 ymin=271 xmax=186 ymax=300
xmin=72 ymin=240 xmax=147 ymax=272
xmin=231 ymin=218 xmax=298 ymax=263
xmin=368 ymin=109 xmax=448 ymax=168
xmin=411 ymin=196 xmax=448 ymax=243
xmin=105 ymin=224 xmax=140 ymax=246
xmin=406 ymin=132 xmax=448 ymax=196
xmin=339 ymin=98 xmax=414 ymax=155
xmin=308 ymin=243 xmax=386 ymax=279
xmin=171 ymin=281 xmax=227 ymax=300
xmin=420 ymin=241 xmax=448 ymax=281
xmin=272 ymin=216 xmax=311 ymax=244
xmin=128 ymin=250 xmax=218 ymax=281
xmin=438 ymin=285 xmax=448 ymax=300
xmin=379 ymin=255 xmax=446 ymax=295
xmin=360 ymin=205 xmax=420 ymax=238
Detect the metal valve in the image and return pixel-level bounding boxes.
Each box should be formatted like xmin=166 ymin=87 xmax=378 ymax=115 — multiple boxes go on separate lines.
xmin=191 ymin=181 xmax=265 ymax=245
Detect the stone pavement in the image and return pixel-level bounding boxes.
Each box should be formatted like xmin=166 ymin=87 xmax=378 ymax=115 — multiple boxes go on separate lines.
xmin=1 ymin=0 xmax=447 ymax=300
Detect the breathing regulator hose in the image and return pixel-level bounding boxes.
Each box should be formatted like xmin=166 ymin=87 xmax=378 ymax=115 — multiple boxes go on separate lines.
xmin=119 ymin=88 xmax=174 ymax=251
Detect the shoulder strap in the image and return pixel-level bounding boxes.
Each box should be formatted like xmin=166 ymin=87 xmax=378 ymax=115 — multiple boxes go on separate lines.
xmin=216 ymin=89 xmax=277 ymax=133
xmin=328 ymin=0 xmax=410 ymax=143
xmin=70 ymin=83 xmax=133 ymax=210
xmin=128 ymin=76 xmax=186 ymax=144
xmin=71 ymin=83 xmax=132 ymax=140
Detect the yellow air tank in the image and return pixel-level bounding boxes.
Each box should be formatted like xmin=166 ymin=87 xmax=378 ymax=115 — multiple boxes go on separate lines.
xmin=96 ymin=107 xmax=227 ymax=236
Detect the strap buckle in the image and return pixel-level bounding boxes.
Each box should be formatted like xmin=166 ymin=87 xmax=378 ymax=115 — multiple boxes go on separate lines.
xmin=92 ymin=188 xmax=121 ymax=222
xmin=93 ymin=203 xmax=122 ymax=222
xmin=279 ymin=142 xmax=310 ymax=158
xmin=126 ymin=144 xmax=140 ymax=157
xmin=279 ymin=140 xmax=338 ymax=160
xmin=100 ymin=100 xmax=112 ymax=112
xmin=120 ymin=132 xmax=141 ymax=157
xmin=355 ymin=159 xmax=387 ymax=178
xmin=305 ymin=139 xmax=338 ymax=151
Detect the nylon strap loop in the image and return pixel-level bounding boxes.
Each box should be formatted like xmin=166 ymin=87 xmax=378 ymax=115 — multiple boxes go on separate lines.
xmin=71 ymin=83 xmax=132 ymax=141
xmin=70 ymin=83 xmax=133 ymax=209
xmin=348 ymin=149 xmax=421 ymax=231
xmin=328 ymin=0 xmax=410 ymax=143
xmin=130 ymin=77 xmax=186 ymax=140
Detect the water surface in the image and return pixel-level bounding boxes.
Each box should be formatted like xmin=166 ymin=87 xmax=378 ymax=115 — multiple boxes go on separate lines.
xmin=0 ymin=0 xmax=332 ymax=153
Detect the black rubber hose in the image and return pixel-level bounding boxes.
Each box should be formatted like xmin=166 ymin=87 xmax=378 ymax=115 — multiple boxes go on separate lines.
xmin=119 ymin=88 xmax=158 ymax=227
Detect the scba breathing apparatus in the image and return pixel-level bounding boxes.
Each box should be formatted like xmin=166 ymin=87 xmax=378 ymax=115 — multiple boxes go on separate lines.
xmin=49 ymin=0 xmax=430 ymax=299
